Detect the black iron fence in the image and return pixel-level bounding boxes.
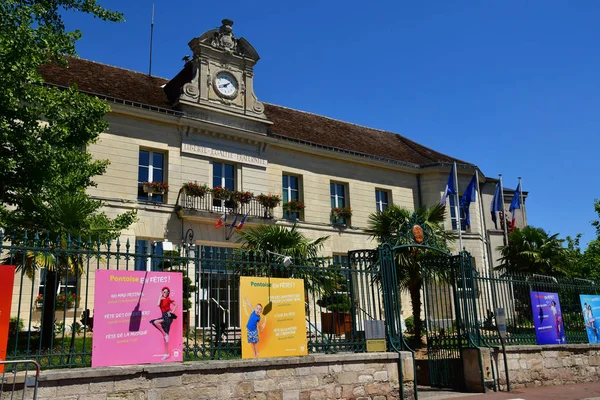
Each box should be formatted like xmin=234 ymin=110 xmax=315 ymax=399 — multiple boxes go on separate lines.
xmin=469 ymin=269 xmax=600 ymax=346
xmin=1 ymin=232 xmax=386 ymax=369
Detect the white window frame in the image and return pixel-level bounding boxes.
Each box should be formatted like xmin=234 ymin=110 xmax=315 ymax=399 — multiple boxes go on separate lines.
xmin=138 ymin=149 xmax=166 ymax=203
xmin=375 ymin=189 xmax=390 ymax=212
xmin=330 ymin=182 xmax=348 ymax=224
xmin=282 ymin=173 xmax=301 ymax=220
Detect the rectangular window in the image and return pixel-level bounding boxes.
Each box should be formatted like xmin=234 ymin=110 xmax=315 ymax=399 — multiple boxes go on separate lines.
xmin=37 ymin=269 xmax=78 ymax=298
xmin=330 ymin=182 xmax=348 ymax=225
xmin=375 ymin=190 xmax=389 ymax=212
xmin=138 ymin=150 xmax=165 ymax=203
xmin=449 ymin=196 xmax=467 ymax=231
xmin=134 ymin=239 xmax=164 ymax=271
xmin=212 ymin=162 xmax=235 ymax=207
xmin=198 ymin=246 xmax=239 ymax=329
xmin=282 ymin=174 xmax=301 ymax=220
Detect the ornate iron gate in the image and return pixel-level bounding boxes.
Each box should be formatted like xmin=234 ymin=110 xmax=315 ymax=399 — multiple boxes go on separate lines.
xmin=422 ymin=250 xmax=478 ymax=389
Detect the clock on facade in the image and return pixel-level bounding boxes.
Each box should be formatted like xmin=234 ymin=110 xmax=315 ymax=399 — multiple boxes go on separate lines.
xmin=214 ymin=71 xmax=238 ymax=98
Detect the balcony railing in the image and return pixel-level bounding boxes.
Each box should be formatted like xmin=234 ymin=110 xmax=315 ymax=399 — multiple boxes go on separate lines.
xmin=179 ymin=192 xmax=274 ymax=219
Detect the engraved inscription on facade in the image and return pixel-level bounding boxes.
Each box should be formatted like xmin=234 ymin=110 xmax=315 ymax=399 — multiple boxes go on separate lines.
xmin=182 ymin=141 xmax=267 ymax=168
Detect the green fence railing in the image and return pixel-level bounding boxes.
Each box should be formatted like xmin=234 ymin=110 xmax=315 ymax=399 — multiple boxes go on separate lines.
xmin=1 ymin=232 xmax=387 ymax=369
xmin=471 ymin=269 xmax=600 ymax=346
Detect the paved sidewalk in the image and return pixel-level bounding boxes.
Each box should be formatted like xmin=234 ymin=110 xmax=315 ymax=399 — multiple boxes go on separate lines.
xmin=447 ymin=382 xmax=600 ymax=400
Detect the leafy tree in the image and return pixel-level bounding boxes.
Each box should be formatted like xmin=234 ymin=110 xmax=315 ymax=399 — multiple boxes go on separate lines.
xmin=496 ymin=226 xmax=569 ymax=276
xmin=366 ymin=203 xmax=455 ymax=344
xmin=237 ymin=224 xmax=328 ymax=261
xmin=236 ymin=224 xmax=329 ymax=292
xmin=2 ymin=193 xmax=136 ymax=348
xmin=0 ymin=0 xmax=123 ymax=231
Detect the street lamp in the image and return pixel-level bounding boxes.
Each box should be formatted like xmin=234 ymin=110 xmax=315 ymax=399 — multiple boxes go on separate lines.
xmin=184 ymin=229 xmax=195 ymax=258
xmin=266 ymin=250 xmax=292 ymax=267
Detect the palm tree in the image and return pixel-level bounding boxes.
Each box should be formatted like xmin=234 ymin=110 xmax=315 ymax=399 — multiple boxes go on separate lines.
xmin=3 ymin=193 xmax=136 ymax=348
xmin=236 ymin=224 xmax=329 ymax=291
xmin=496 ymin=226 xmax=568 ymax=276
xmin=366 ymin=203 xmax=455 ymax=342
xmin=237 ymin=224 xmax=328 ymax=261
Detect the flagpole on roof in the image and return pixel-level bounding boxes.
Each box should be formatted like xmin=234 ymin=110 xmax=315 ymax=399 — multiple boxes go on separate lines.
xmin=475 ymin=171 xmax=491 ymax=273
xmin=149 ymin=3 xmax=155 ymax=76
xmin=453 ymin=162 xmax=464 ymax=251
xmin=518 ymin=177 xmax=526 ymax=227
xmin=499 ymin=174 xmax=509 ymax=246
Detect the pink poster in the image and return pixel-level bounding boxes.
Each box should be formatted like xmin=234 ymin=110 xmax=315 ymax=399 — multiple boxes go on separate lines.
xmin=92 ymin=270 xmax=183 ymax=367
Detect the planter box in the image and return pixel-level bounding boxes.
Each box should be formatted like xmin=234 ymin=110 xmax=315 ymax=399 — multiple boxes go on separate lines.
xmin=320 ymin=312 xmax=353 ymax=336
xmin=143 ymin=184 xmax=165 ymax=195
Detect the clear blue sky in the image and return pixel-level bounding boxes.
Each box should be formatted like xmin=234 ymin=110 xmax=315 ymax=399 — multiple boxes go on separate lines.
xmin=63 ymin=1 xmax=600 ymax=246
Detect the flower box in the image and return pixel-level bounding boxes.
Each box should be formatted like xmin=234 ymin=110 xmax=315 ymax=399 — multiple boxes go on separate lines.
xmin=256 ymin=193 xmax=282 ymax=209
xmin=331 ymin=206 xmax=352 ymax=219
xmin=211 ymin=186 xmax=232 ymax=201
xmin=232 ymin=190 xmax=254 ymax=204
xmin=183 ymin=182 xmax=210 ymax=197
xmin=142 ymin=181 xmax=168 ymax=194
xmin=283 ymin=199 xmax=305 ymax=213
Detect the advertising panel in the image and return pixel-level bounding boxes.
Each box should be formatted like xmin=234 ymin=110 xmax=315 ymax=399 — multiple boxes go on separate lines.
xmin=0 ymin=265 xmax=16 ymax=373
xmin=530 ymin=291 xmax=566 ymax=345
xmin=579 ymin=294 xmax=600 ymax=344
xmin=92 ymin=270 xmax=183 ymax=367
xmin=240 ymin=277 xmax=307 ymax=359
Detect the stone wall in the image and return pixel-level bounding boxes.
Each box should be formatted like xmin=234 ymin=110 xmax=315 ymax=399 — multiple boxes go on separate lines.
xmin=9 ymin=352 xmax=414 ymax=400
xmin=494 ymin=344 xmax=600 ymax=389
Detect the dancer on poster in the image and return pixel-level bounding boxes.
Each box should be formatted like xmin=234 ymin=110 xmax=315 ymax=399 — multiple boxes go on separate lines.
xmin=150 ymin=286 xmax=178 ymax=361
xmin=530 ymin=291 xmax=566 ymax=345
xmin=244 ymin=296 xmax=266 ymax=357
xmin=579 ymin=295 xmax=600 ymax=344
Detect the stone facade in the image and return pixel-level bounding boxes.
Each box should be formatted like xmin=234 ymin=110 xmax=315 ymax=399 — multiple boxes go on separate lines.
xmin=494 ymin=344 xmax=600 ymax=389
xmin=5 ymin=353 xmax=414 ymax=400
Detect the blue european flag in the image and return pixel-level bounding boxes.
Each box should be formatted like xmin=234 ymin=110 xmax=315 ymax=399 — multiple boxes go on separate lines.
xmin=460 ymin=174 xmax=477 ymax=228
xmin=440 ymin=164 xmax=457 ymax=206
xmin=490 ymin=183 xmax=503 ymax=229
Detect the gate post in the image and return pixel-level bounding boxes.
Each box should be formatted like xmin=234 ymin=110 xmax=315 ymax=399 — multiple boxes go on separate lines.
xmin=379 ymin=243 xmax=418 ymax=400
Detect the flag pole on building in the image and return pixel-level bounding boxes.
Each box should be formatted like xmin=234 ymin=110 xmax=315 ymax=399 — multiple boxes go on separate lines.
xmin=519 ymin=177 xmax=526 ymax=226
xmin=453 ymin=162 xmax=464 ymax=251
xmin=499 ymin=174 xmax=509 ymax=246
xmin=475 ymin=171 xmax=492 ymax=275
xmin=148 ymin=3 xmax=155 ymax=76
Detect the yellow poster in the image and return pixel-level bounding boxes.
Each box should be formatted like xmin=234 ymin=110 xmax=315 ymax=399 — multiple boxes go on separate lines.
xmin=240 ymin=276 xmax=308 ymax=359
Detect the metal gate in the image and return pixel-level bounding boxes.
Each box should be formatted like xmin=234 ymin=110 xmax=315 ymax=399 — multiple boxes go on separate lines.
xmin=422 ymin=250 xmax=478 ymax=389
xmin=0 ymin=360 xmax=40 ymax=400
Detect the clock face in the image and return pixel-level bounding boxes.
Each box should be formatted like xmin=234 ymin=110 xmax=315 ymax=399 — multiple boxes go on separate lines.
xmin=215 ymin=72 xmax=238 ymax=98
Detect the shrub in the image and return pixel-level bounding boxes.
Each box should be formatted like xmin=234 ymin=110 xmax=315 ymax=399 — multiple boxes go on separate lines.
xmin=9 ymin=317 xmax=23 ymax=337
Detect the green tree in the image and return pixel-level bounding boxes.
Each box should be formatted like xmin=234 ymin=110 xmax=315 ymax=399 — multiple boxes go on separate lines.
xmin=366 ymin=203 xmax=455 ymax=343
xmin=496 ymin=226 xmax=569 ymax=276
xmin=237 ymin=224 xmax=328 ymax=261
xmin=236 ymin=224 xmax=329 ymax=292
xmin=0 ymin=1 xmax=123 ymax=231
xmin=2 ymin=193 xmax=136 ymax=348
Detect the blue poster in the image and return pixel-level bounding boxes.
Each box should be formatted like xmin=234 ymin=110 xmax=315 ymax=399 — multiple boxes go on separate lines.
xmin=530 ymin=291 xmax=566 ymax=345
xmin=579 ymin=295 xmax=600 ymax=344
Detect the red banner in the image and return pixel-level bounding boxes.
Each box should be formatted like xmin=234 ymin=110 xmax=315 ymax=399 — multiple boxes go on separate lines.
xmin=0 ymin=265 xmax=16 ymax=373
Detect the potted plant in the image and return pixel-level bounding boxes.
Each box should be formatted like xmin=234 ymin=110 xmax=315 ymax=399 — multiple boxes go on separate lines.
xmin=183 ymin=181 xmax=210 ymax=197
xmin=56 ymin=293 xmax=79 ymax=309
xmin=211 ymin=186 xmax=232 ymax=201
xmin=142 ymin=181 xmax=168 ymax=195
xmin=331 ymin=206 xmax=352 ymax=220
xmin=232 ymin=190 xmax=254 ymax=204
xmin=35 ymin=294 xmax=43 ymax=308
xmin=283 ymin=199 xmax=305 ymax=213
xmin=256 ymin=193 xmax=282 ymax=209
xmin=317 ymin=269 xmax=353 ymax=335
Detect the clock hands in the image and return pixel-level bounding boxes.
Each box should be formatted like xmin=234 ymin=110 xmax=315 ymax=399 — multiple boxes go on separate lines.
xmin=219 ymin=82 xmax=231 ymax=88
